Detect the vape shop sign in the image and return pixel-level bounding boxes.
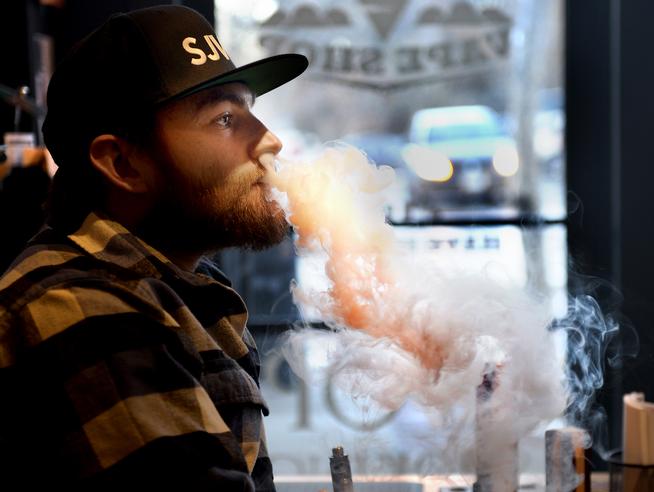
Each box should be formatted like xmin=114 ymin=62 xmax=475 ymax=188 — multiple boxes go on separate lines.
xmin=257 ymin=0 xmax=513 ymax=89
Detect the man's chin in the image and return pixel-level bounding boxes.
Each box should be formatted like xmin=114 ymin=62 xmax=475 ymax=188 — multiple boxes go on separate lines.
xmin=211 ymin=198 xmax=289 ymax=251
xmin=239 ymin=216 xmax=290 ymax=251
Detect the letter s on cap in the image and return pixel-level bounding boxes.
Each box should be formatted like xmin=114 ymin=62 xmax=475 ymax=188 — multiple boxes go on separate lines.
xmin=182 ymin=37 xmax=207 ymax=65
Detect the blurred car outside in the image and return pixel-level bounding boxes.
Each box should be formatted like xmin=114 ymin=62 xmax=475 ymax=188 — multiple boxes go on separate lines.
xmin=403 ymin=105 xmax=521 ymax=220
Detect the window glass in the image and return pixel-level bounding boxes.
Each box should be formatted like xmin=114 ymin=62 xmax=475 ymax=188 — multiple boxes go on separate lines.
xmin=215 ymin=0 xmax=566 ymax=480
xmin=216 ymin=0 xmax=565 ymax=222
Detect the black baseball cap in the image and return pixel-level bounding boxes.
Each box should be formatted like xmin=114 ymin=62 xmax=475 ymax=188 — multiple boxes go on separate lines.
xmin=42 ymin=5 xmax=308 ymax=168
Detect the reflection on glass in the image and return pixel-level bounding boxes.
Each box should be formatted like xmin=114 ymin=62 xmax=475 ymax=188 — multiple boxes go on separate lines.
xmin=218 ymin=0 xmax=565 ymax=223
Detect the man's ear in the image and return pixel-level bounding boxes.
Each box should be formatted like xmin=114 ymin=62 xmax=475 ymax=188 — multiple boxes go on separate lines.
xmin=88 ymin=134 xmax=152 ymax=193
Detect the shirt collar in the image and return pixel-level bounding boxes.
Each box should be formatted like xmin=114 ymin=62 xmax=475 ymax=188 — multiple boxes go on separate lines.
xmin=67 ymin=211 xmax=224 ymax=290
xmin=67 ymin=211 xmax=173 ymax=278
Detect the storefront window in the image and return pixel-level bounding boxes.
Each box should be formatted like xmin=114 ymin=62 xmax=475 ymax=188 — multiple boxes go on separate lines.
xmin=215 ymin=0 xmax=565 ymax=480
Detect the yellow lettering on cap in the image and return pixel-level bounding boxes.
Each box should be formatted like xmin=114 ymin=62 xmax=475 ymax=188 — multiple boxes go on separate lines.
xmin=206 ymin=35 xmax=231 ymax=61
xmin=182 ymin=37 xmax=207 ymax=66
xmin=204 ymin=35 xmax=221 ymax=61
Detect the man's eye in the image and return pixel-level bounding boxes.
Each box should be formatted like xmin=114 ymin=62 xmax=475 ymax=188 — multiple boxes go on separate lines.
xmin=215 ymin=112 xmax=233 ymax=128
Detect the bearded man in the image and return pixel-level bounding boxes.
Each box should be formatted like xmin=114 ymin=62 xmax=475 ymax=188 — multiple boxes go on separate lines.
xmin=0 ymin=5 xmax=307 ymax=491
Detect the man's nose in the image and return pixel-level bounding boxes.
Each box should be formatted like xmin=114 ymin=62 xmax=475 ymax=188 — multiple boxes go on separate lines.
xmin=255 ymin=128 xmax=283 ymax=158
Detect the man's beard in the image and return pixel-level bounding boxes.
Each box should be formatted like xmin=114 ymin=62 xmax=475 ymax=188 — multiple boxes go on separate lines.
xmin=140 ymin=169 xmax=289 ymax=255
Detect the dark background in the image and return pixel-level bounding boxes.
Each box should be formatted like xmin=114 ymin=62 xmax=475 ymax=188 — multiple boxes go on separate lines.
xmin=566 ymin=0 xmax=654 ymax=455
xmin=1 ymin=0 xmax=652 ymax=465
xmin=0 ymin=0 xmax=214 ymax=269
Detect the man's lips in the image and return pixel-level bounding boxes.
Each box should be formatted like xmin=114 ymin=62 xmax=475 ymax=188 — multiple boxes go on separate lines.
xmin=254 ymin=175 xmax=271 ymax=191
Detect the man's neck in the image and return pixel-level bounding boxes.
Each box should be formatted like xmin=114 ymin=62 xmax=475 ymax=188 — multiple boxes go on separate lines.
xmin=156 ymin=248 xmax=203 ymax=272
xmin=133 ymin=222 xmax=207 ymax=272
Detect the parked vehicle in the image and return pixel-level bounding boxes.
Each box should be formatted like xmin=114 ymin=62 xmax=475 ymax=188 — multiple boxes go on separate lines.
xmin=403 ymin=105 xmax=520 ymax=215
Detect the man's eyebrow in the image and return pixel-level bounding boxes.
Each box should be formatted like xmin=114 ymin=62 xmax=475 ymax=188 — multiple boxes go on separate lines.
xmin=193 ymin=87 xmax=256 ymax=112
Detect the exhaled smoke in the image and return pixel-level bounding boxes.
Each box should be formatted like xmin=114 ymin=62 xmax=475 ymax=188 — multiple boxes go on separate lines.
xmin=261 ymin=146 xmax=620 ymax=473
xmin=554 ymin=282 xmax=638 ymax=458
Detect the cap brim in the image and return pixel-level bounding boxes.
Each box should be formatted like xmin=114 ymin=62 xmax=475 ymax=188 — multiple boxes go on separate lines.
xmin=165 ymin=53 xmax=309 ymax=103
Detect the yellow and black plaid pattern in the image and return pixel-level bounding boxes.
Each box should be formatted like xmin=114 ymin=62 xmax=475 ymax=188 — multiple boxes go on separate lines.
xmin=0 ymin=212 xmax=275 ymax=490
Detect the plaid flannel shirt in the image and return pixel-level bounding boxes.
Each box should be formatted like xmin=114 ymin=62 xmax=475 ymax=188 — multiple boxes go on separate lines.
xmin=0 ymin=212 xmax=275 ymax=491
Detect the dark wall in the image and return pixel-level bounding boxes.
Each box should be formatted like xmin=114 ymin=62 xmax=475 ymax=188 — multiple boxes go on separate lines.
xmin=620 ymin=0 xmax=654 ymax=397
xmin=0 ymin=1 xmax=31 ymax=134
xmin=567 ymin=0 xmax=654 ymax=453
xmin=0 ymin=1 xmax=49 ymax=272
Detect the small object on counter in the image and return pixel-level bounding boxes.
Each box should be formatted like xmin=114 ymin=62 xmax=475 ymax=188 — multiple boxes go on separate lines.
xmin=0 ymin=83 xmax=43 ymax=118
xmin=473 ymin=367 xmax=518 ymax=492
xmin=545 ymin=427 xmax=591 ymax=492
xmin=14 ymin=86 xmax=30 ymax=131
xmin=619 ymin=393 xmax=654 ymax=491
xmin=623 ymin=393 xmax=654 ymax=466
xmin=0 ymin=134 xmax=53 ymax=183
xmin=3 ymin=133 xmax=36 ymax=168
xmin=330 ymin=446 xmax=354 ymax=492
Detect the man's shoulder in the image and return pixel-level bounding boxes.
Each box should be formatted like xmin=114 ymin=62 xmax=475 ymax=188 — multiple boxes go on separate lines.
xmin=2 ymin=230 xmax=107 ymax=294
xmin=0 ymin=230 xmax=167 ymax=322
xmin=0 ymin=237 xmax=183 ymax=367
xmin=1 ymin=236 xmax=83 ymax=293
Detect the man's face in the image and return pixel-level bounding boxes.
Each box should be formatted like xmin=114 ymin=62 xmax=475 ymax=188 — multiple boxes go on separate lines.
xmin=142 ymin=82 xmax=288 ymax=252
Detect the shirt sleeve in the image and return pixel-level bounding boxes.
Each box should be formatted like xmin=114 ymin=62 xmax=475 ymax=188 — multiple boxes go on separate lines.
xmin=251 ymin=419 xmax=277 ymax=491
xmin=4 ymin=282 xmax=256 ymax=490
